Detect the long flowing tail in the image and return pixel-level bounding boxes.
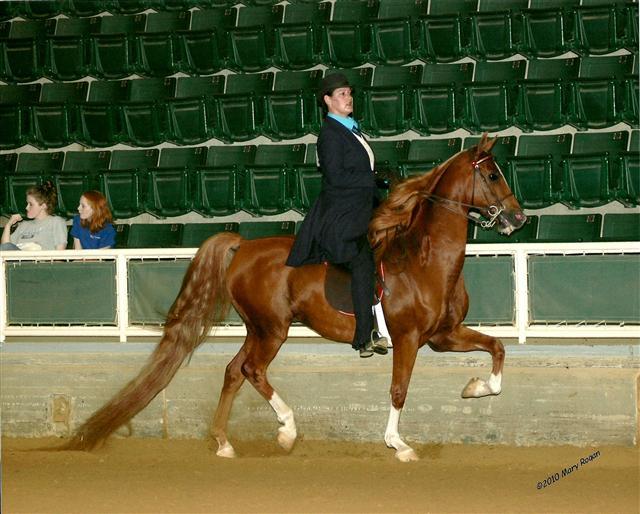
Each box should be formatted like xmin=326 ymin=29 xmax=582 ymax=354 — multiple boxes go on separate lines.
xmin=59 ymin=232 xmax=243 ymax=451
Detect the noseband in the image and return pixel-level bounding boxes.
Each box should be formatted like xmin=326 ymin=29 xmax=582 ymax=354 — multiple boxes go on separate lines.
xmin=427 ymin=154 xmax=515 ymax=229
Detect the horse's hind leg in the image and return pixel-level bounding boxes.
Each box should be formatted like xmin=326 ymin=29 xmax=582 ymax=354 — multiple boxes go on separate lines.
xmin=429 ymin=325 xmax=504 ymax=398
xmin=211 ymin=342 xmax=251 ymax=458
xmin=240 ymin=331 xmax=297 ymax=452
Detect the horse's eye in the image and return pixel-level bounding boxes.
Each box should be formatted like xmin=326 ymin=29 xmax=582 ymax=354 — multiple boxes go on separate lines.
xmin=489 ymin=173 xmax=499 ymax=182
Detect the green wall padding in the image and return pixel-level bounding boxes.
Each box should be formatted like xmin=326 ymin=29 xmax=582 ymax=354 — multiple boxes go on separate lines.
xmin=6 ymin=261 xmax=116 ymax=324
xmin=529 ymin=255 xmax=640 ymax=323
xmin=463 ymin=255 xmax=515 ymax=324
xmin=127 ymin=260 xmax=243 ymax=325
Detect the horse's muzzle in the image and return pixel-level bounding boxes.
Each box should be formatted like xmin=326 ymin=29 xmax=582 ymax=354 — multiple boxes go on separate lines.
xmin=496 ymin=209 xmax=527 ymax=236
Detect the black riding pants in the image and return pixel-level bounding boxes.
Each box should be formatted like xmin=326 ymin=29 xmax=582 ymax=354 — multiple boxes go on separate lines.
xmin=341 ymin=242 xmax=375 ymax=350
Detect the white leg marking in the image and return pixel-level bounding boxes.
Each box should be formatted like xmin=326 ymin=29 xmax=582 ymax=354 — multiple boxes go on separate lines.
xmin=216 ymin=440 xmax=236 ymax=458
xmin=461 ymin=372 xmax=502 ymax=398
xmin=384 ymin=405 xmax=419 ymax=462
xmin=269 ymin=392 xmax=297 ymax=452
xmin=373 ymin=302 xmax=392 ymax=347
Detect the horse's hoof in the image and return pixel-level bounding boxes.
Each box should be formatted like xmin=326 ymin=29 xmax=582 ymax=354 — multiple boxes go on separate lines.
xmin=395 ymin=448 xmax=419 ymax=462
xmin=216 ymin=441 xmax=236 ymax=458
xmin=461 ymin=377 xmax=498 ymax=398
xmin=277 ymin=428 xmax=296 ymax=452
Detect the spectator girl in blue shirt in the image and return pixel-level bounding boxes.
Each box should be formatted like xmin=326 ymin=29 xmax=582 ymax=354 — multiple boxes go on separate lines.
xmin=70 ymin=191 xmax=116 ymax=249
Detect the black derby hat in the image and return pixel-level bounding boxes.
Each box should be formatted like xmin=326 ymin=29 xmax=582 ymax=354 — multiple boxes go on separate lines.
xmin=317 ymin=72 xmax=352 ymax=105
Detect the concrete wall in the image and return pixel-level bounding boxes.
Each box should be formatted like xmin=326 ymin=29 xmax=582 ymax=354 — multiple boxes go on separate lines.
xmin=1 ymin=340 xmax=638 ymax=446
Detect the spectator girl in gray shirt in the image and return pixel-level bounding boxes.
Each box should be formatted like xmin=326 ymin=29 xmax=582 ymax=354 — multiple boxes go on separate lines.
xmin=1 ymin=181 xmax=67 ymax=251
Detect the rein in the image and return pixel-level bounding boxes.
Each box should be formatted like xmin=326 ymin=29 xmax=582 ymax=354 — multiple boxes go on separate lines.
xmin=425 ymin=154 xmax=514 ymax=229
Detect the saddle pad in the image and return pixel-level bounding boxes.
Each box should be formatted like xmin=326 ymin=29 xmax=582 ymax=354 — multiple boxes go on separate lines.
xmin=324 ymin=262 xmax=385 ymax=315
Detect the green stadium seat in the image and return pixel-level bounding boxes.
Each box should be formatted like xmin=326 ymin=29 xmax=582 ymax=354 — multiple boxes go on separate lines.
xmin=572 ymin=5 xmax=623 ymax=56
xmin=176 ymin=8 xmax=235 ymax=76
xmin=536 ymin=214 xmax=602 ymax=243
xmin=88 ymin=14 xmax=146 ymax=79
xmin=0 ymin=2 xmax=21 ymax=22
xmin=361 ymin=64 xmax=421 ymax=136
xmin=621 ymin=3 xmax=638 ymax=52
xmin=43 ymin=18 xmax=92 ymax=81
xmin=0 ymin=20 xmax=47 ymax=83
xmin=243 ymin=143 xmax=306 ymax=215
xmin=0 ymin=83 xmax=40 ymax=149
xmin=291 ymin=163 xmax=321 ymax=214
xmin=107 ymin=0 xmax=151 ymax=15
xmin=77 ymin=79 xmax=129 ymax=148
xmin=517 ymin=4 xmax=575 ymax=58
xmin=462 ymin=59 xmax=526 ymax=133
xmin=369 ymin=139 xmax=410 ymax=172
xmin=215 ymin=72 xmax=274 ymax=143
xmin=562 ymin=130 xmax=629 ymax=209
xmin=601 ymin=213 xmax=640 ymax=241
xmin=368 ymin=0 xmax=427 ymax=65
xmin=158 ymin=146 xmax=207 ymax=169
xmin=113 ymin=223 xmax=129 ymax=248
xmin=144 ymin=168 xmax=191 ymax=218
xmin=0 ymin=152 xmax=18 ymax=175
xmin=410 ymin=62 xmax=473 ymax=135
xmin=181 ymin=222 xmax=240 ymax=248
xmin=416 ymin=14 xmax=467 ymax=63
xmin=3 ymin=174 xmax=45 ymax=215
xmin=473 ymin=214 xmax=538 ymax=243
xmin=192 ymin=167 xmax=241 ymax=217
xmin=622 ymin=75 xmax=638 ymax=128
xmin=121 ymin=77 xmax=176 ymax=147
xmin=101 ymin=149 xmax=159 ymax=219
xmin=305 ymin=142 xmax=317 ymax=164
xmin=467 ymin=10 xmax=518 ymax=61
xmin=616 ymin=151 xmax=639 ymax=207
xmin=398 ymin=137 xmax=462 ymax=177
xmin=478 ymin=0 xmax=527 ymax=10
xmin=262 ymin=69 xmax=324 ymax=141
xmin=30 ymin=81 xmax=88 ymax=149
xmin=126 ymin=223 xmax=183 ymax=248
xmin=135 ymin=11 xmax=191 ymax=77
xmin=514 ymin=57 xmax=579 ymax=132
xmin=319 ymin=0 xmax=378 ymax=68
xmin=64 ymin=0 xmax=109 ymax=17
xmin=166 ymin=75 xmax=225 ymax=145
xmin=429 ymin=0 xmax=478 ymax=15
xmin=23 ymin=0 xmax=63 ymax=18
xmin=239 ymin=220 xmax=296 ymax=239
xmin=226 ymin=5 xmax=284 ymax=72
xmin=463 ymin=135 xmax=517 ymax=169
xmin=62 ymin=150 xmax=111 ymax=173
xmin=53 ymin=172 xmax=95 ymax=218
xmin=568 ymin=55 xmax=634 ymax=130
xmin=16 ymin=150 xmax=64 ymax=173
xmin=272 ymin=1 xmax=330 ymax=70
xmin=506 ymin=134 xmax=570 ymax=208
xmin=191 ymin=144 xmax=255 ymax=217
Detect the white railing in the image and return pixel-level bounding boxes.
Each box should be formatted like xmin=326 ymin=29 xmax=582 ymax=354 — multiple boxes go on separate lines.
xmin=1 ymin=242 xmax=638 ymax=344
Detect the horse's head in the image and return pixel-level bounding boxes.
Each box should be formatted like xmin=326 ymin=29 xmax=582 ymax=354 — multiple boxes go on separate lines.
xmin=462 ymin=134 xmax=526 ymax=236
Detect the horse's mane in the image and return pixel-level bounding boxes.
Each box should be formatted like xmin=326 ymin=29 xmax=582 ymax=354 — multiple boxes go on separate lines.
xmin=368 ymin=149 xmax=463 ymax=262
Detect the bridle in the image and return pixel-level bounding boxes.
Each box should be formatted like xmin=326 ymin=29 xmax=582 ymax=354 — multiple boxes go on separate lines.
xmin=425 ymin=153 xmax=515 ymax=229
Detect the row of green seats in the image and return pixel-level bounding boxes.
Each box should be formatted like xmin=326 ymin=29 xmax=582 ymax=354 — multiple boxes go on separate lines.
xmin=0 ymin=57 xmax=636 ymax=149
xmin=2 ymin=131 xmax=637 ymax=218
xmin=98 ymin=220 xmax=298 ymax=249
xmin=63 ymin=213 xmax=638 ymax=250
xmin=1 ymin=1 xmax=636 ymax=82
xmin=470 ymin=213 xmax=640 ymax=243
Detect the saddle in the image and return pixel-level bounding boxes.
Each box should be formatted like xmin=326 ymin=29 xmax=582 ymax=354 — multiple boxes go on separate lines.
xmin=324 ymin=261 xmax=387 ymax=315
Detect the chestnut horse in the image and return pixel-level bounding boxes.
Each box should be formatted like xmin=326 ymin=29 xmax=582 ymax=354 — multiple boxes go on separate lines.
xmin=61 ymin=134 xmax=526 ymax=462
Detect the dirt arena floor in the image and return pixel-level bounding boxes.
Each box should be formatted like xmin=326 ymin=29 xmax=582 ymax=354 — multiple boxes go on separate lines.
xmin=2 ymin=437 xmax=638 ymax=514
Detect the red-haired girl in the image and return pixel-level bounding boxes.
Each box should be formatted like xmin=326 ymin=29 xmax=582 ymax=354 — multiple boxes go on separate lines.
xmin=70 ymin=190 xmax=116 ymax=249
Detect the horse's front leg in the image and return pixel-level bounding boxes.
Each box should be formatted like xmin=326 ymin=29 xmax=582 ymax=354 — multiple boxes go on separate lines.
xmin=429 ymin=324 xmax=504 ymax=398
xmin=385 ymin=337 xmax=420 ymax=462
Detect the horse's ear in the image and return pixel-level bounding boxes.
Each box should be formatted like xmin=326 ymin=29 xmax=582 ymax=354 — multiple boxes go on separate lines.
xmin=476 ymin=132 xmax=498 ymax=157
